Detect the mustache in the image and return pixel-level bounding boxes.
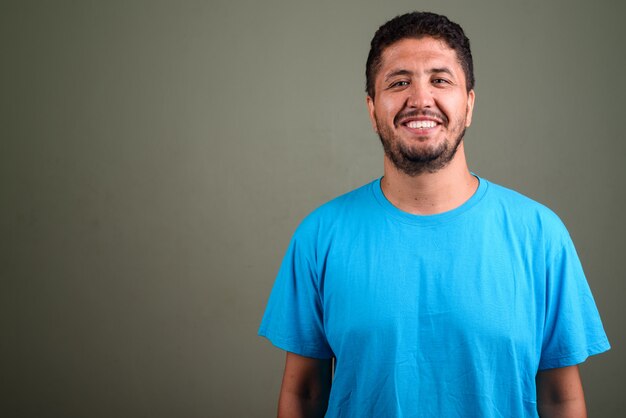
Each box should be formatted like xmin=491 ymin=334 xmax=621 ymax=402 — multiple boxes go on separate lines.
xmin=394 ymin=109 xmax=448 ymax=127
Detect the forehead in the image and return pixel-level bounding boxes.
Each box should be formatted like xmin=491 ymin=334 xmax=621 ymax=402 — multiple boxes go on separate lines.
xmin=378 ymin=37 xmax=463 ymax=76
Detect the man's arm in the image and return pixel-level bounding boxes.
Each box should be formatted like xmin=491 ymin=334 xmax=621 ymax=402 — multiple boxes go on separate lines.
xmin=536 ymin=365 xmax=587 ymax=418
xmin=277 ymin=352 xmax=332 ymax=418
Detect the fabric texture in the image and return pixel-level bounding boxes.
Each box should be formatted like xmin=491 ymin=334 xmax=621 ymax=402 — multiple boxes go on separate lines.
xmin=258 ymin=176 xmax=610 ymax=418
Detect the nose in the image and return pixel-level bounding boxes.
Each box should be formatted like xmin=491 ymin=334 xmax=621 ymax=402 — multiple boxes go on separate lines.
xmin=406 ymin=82 xmax=434 ymax=108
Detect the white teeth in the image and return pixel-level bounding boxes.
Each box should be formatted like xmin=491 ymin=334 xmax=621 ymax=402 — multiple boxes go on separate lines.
xmin=406 ymin=120 xmax=437 ymax=129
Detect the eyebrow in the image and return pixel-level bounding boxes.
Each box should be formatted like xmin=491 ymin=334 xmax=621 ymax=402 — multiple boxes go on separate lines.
xmin=384 ymin=69 xmax=412 ymax=82
xmin=384 ymin=67 xmax=455 ymax=81
xmin=429 ymin=67 xmax=454 ymax=77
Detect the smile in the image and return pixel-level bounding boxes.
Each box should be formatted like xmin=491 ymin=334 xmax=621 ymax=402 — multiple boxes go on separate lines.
xmin=405 ymin=120 xmax=438 ymax=129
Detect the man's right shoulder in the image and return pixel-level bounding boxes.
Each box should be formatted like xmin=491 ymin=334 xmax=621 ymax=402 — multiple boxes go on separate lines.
xmin=294 ymin=180 xmax=377 ymax=236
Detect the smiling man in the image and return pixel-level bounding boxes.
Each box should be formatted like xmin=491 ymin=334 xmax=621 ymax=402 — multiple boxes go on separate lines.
xmin=259 ymin=12 xmax=609 ymax=418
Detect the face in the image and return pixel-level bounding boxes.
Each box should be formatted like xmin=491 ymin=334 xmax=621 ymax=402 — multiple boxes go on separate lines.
xmin=367 ymin=37 xmax=475 ymax=176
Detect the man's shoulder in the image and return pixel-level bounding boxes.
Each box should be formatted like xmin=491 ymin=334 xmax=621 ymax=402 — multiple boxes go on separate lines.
xmin=482 ymin=178 xmax=568 ymax=236
xmin=294 ymin=179 xmax=378 ymax=235
xmin=486 ymin=179 xmax=555 ymax=211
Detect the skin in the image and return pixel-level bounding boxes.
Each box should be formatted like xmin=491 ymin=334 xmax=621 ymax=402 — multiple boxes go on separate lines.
xmin=537 ymin=366 xmax=587 ymax=417
xmin=366 ymin=36 xmax=476 ymax=215
xmin=277 ymin=352 xmax=332 ymax=418
xmin=368 ymin=37 xmax=474 ymax=176
xmin=277 ymin=36 xmax=587 ymax=417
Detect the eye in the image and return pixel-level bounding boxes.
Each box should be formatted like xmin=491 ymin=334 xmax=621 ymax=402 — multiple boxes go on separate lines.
xmin=432 ymin=78 xmax=452 ymax=86
xmin=390 ymin=80 xmax=410 ymax=88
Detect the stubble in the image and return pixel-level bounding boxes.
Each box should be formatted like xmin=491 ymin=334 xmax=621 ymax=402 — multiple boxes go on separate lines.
xmin=375 ymin=110 xmax=466 ymax=176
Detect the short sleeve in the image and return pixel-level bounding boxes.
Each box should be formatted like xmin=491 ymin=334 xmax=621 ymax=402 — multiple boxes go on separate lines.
xmin=539 ymin=233 xmax=610 ymax=370
xmin=258 ymin=224 xmax=333 ymax=359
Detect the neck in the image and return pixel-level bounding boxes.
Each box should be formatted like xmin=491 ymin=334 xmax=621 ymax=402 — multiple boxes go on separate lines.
xmin=380 ymin=142 xmax=478 ymax=215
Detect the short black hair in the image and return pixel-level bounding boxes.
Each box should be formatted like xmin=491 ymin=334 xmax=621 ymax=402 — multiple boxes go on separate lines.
xmin=366 ymin=11 xmax=474 ymax=98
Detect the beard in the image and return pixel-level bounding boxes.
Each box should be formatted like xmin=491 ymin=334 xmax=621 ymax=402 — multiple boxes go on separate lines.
xmin=375 ymin=110 xmax=466 ymax=177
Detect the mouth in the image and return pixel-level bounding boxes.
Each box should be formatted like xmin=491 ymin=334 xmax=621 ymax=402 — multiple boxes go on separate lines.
xmin=394 ymin=109 xmax=446 ymax=136
xmin=399 ymin=117 xmax=442 ymax=135
xmin=404 ymin=119 xmax=438 ymax=129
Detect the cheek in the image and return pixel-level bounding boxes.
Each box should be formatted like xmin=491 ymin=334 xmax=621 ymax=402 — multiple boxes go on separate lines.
xmin=378 ymin=101 xmax=399 ymax=121
xmin=441 ymin=98 xmax=469 ymax=123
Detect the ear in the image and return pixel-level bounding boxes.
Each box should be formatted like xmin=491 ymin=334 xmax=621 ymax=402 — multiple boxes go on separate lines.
xmin=366 ymin=95 xmax=378 ymax=133
xmin=465 ymin=89 xmax=475 ymax=128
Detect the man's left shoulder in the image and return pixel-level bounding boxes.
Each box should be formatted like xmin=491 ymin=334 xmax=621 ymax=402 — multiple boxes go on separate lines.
xmin=483 ymin=179 xmax=569 ymax=236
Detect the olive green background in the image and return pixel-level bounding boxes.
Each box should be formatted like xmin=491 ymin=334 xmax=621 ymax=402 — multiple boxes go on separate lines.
xmin=2 ymin=0 xmax=624 ymax=417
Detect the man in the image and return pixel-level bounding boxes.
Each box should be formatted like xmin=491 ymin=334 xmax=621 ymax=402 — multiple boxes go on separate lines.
xmin=259 ymin=11 xmax=609 ymax=417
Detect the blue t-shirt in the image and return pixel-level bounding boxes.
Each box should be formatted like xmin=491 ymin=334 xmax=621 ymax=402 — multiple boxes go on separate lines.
xmin=259 ymin=177 xmax=609 ymax=417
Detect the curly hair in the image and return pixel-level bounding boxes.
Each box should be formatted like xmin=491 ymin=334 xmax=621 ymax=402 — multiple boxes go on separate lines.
xmin=366 ymin=12 xmax=474 ymax=98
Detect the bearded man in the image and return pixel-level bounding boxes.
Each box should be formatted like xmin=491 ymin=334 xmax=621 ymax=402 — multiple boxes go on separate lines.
xmin=259 ymin=11 xmax=609 ymax=418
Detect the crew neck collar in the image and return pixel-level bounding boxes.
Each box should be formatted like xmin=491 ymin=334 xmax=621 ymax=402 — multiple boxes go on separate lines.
xmin=371 ymin=174 xmax=488 ymax=226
